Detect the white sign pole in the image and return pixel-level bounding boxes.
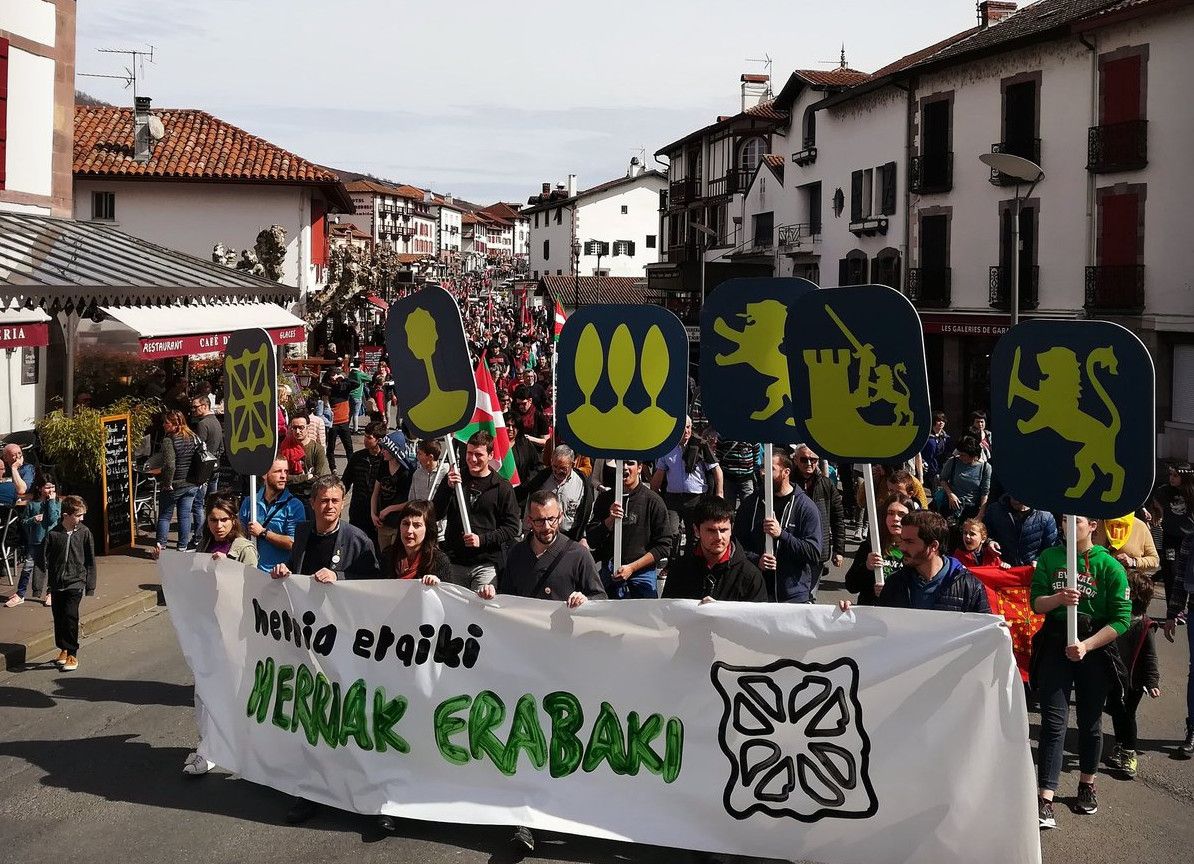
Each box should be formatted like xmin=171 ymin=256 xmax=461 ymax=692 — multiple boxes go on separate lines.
xmin=444 ymin=437 xmax=473 ymax=535
xmin=862 ymin=464 xmax=883 ymax=589
xmin=612 ymin=459 xmax=625 ymax=574
xmin=763 ymin=443 xmax=775 ymax=559
xmin=249 ymin=475 xmax=258 ymax=548
xmin=1065 ymin=514 xmax=1079 ymax=646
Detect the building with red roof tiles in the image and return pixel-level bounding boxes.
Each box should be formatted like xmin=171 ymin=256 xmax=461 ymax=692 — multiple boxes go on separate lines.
xmin=340 ymin=177 xmax=438 ymax=264
xmin=72 ymin=102 xmax=351 ymax=296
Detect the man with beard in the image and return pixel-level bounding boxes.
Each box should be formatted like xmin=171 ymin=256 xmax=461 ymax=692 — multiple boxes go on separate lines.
xmin=664 ymin=496 xmax=767 ymax=603
xmin=588 ymin=459 xmax=672 ymax=599
xmin=733 ymin=450 xmax=822 ymax=603
xmin=522 ymin=445 xmax=594 ymax=541
xmin=340 ymin=421 xmax=386 ymax=549
xmin=477 ymin=489 xmax=604 ymax=854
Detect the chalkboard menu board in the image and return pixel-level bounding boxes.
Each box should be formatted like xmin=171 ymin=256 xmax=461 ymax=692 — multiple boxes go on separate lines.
xmin=100 ymin=414 xmax=134 ymax=553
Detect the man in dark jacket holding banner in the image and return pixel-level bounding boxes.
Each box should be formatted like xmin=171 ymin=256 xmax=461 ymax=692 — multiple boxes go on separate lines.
xmin=665 ymin=496 xmax=767 ymax=603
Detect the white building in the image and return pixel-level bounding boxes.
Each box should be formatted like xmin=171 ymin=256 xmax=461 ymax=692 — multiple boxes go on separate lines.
xmin=525 ymin=164 xmax=666 ymax=280
xmin=73 ymin=104 xmax=351 ymax=298
xmin=429 ymin=193 xmax=463 ymax=265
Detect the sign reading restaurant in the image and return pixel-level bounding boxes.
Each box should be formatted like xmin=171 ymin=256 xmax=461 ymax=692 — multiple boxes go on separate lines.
xmin=139 ymin=326 xmax=305 ymax=359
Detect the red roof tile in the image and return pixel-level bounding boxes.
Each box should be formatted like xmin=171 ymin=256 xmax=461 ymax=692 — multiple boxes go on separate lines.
xmin=868 ymin=27 xmax=981 ymax=78
xmin=793 ymin=68 xmax=871 ymax=87
xmin=74 ymin=106 xmax=341 ymax=185
xmin=539 ymin=275 xmax=647 ymax=308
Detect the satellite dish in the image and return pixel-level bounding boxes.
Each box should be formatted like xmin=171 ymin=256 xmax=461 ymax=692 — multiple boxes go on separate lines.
xmin=147 ymin=115 xmax=166 ymax=141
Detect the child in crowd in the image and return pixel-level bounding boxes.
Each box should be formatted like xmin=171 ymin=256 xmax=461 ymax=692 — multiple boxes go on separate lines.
xmin=953 ymin=518 xmax=1009 ymax=569
xmin=43 ymin=495 xmax=96 ymax=672
xmin=5 ymin=478 xmax=61 ymax=607
xmin=1105 ymin=571 xmax=1162 ymax=779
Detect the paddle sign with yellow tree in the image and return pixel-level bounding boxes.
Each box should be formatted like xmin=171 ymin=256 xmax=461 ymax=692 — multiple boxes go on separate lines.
xmin=555 ymin=304 xmax=689 ymax=574
xmin=785 ymin=285 xmax=932 ymax=595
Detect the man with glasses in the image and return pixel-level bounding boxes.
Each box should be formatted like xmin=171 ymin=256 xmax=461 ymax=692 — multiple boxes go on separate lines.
xmin=279 ymin=412 xmax=330 ymax=507
xmin=792 ymin=443 xmax=845 ymax=592
xmin=188 ymin=395 xmax=225 ymax=548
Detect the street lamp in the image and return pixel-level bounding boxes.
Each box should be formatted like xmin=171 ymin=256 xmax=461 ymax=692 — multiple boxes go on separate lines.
xmin=571 ymin=239 xmax=582 ymax=310
xmin=978 ymin=152 xmax=1043 ymax=327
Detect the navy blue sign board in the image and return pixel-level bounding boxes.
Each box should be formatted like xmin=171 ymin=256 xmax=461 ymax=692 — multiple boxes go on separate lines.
xmin=990 ymin=319 xmax=1155 ymax=518
xmin=784 ymin=285 xmax=931 ymax=464
xmin=385 ymin=285 xmax=477 ymax=439
xmin=699 ymin=277 xmax=818 ymax=443
xmin=555 ymin=304 xmax=689 ymax=461
xmin=223 ymin=328 xmax=279 ymax=478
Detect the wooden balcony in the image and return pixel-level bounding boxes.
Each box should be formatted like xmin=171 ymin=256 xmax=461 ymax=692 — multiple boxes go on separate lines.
xmin=665 ymin=243 xmax=697 ymax=264
xmin=910 ymin=152 xmax=953 ymax=195
xmin=1087 ymin=120 xmax=1148 ymax=173
xmin=669 ymin=177 xmax=697 ymax=207
xmin=906 ymin=267 xmax=951 ymax=308
xmin=988 ymin=265 xmax=1040 ymax=311
xmin=1085 ymin=265 xmax=1144 ymax=312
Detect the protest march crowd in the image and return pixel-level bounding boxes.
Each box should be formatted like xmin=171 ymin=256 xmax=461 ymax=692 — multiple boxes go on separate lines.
xmin=4 ymin=276 xmax=1192 ymax=854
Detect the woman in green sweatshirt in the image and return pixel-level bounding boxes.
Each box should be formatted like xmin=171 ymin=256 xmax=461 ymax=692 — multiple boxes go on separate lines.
xmin=1030 ymin=515 xmax=1131 ymax=829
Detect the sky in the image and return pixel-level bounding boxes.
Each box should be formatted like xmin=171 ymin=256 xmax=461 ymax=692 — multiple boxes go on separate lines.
xmin=75 ymin=0 xmax=978 ymax=205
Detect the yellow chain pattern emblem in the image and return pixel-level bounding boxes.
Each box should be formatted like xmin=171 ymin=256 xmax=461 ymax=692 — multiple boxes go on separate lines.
xmin=225 ymin=343 xmax=275 ymax=455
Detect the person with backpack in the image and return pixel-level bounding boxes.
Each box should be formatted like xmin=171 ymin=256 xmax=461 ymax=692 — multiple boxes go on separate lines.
xmin=1105 ymin=571 xmax=1162 ymax=779
xmin=1164 ymin=530 xmax=1194 ymax=758
xmin=188 ymin=394 xmax=224 ymax=549
xmin=152 ymin=410 xmax=200 ymax=557
xmin=935 ymin=436 xmax=991 ymax=523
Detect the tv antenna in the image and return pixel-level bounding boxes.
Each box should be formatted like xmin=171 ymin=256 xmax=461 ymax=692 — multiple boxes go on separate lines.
xmin=79 ymin=45 xmax=156 ymax=102
xmin=817 ymin=44 xmax=849 ymax=69
xmin=746 ymin=53 xmax=774 ymax=90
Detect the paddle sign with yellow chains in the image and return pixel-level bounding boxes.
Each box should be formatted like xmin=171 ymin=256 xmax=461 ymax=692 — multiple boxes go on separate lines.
xmin=386 ymin=285 xmax=477 ymax=439
xmin=990 ymin=319 xmax=1154 ymax=518
xmin=223 ymin=328 xmax=278 ymax=477
xmin=785 ymin=285 xmax=931 ymax=463
xmin=555 ymin=305 xmax=689 ymax=460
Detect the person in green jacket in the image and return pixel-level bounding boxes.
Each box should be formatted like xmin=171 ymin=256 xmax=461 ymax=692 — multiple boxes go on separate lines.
xmin=347 ymin=361 xmax=372 ymax=433
xmin=1030 ymin=515 xmax=1131 ymax=829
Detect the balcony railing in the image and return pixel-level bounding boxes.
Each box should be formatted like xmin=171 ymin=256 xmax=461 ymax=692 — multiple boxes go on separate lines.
xmin=778 ymin=222 xmax=821 ymax=253
xmin=666 ymin=243 xmax=697 ymax=264
xmin=706 ymin=175 xmax=728 ymax=198
xmin=910 ymin=152 xmax=953 ymax=194
xmin=988 ymin=265 xmax=1040 ymax=311
xmin=1087 ymin=120 xmax=1148 ymax=173
xmin=792 ymin=139 xmax=817 ymax=166
xmin=989 ymin=139 xmax=1042 ymax=185
xmin=1085 ymin=265 xmax=1145 ymax=311
xmin=669 ymin=177 xmax=697 ymax=206
xmin=906 ymin=267 xmax=952 ymax=308
xmin=727 ymin=168 xmax=751 ymax=195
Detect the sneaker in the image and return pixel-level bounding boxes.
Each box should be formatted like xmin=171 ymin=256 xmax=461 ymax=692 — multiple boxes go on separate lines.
xmin=44 ymin=594 xmax=51 ymax=606
xmin=1177 ymin=610 xmax=1188 ymax=626
xmin=1179 ymin=726 xmax=1194 ymax=759
xmin=4 ymin=594 xmax=24 ymax=607
xmin=182 ymin=752 xmax=215 ymax=776
xmin=53 ymin=649 xmax=68 ymax=666
xmin=150 ymin=543 xmax=163 ymax=561
xmin=511 ymin=826 xmax=535 ymax=853
xmin=1120 ymin=750 xmax=1138 ymax=779
xmin=61 ymin=655 xmax=78 ymax=672
xmin=1075 ymin=782 xmax=1098 ymax=814
xmin=1038 ymin=797 xmax=1056 ymax=829
xmin=1104 ymin=744 xmax=1126 ymax=771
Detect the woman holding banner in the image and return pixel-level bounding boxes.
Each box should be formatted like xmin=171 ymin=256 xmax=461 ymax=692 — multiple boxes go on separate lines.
xmin=381 ymin=500 xmax=452 ymax=584
xmin=844 ymin=494 xmax=909 ymax=605
xmin=1030 ymin=515 xmax=1131 ymax=828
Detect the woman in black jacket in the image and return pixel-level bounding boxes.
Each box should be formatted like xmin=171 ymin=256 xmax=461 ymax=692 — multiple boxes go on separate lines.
xmin=152 ymin=410 xmax=198 ymax=558
xmin=844 ymin=494 xmax=910 ymax=605
xmin=383 ymin=500 xmax=453 ymax=584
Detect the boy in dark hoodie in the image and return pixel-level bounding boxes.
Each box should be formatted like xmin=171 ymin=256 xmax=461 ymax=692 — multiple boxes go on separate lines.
xmin=44 ymin=495 xmax=97 ymax=672
xmin=1104 ymin=570 xmax=1161 ymax=779
xmin=664 ymin=497 xmax=767 ymax=603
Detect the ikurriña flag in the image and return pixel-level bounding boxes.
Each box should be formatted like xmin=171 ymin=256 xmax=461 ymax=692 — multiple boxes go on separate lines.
xmin=454 ymin=353 xmax=520 ymax=486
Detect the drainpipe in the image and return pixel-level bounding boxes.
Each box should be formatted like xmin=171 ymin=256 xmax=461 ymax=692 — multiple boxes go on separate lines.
xmin=898 ymin=78 xmax=915 ymax=292
xmin=1079 ymin=32 xmax=1099 ymax=317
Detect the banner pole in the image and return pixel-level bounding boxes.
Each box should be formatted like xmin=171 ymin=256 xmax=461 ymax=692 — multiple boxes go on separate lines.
xmin=1065 ymin=514 xmax=1078 ymax=646
xmin=862 ymin=464 xmax=883 ymax=590
xmin=550 ymin=348 xmax=557 ymax=432
xmin=763 ymin=443 xmax=775 ymax=559
xmin=249 ymin=475 xmax=258 ymax=549
xmin=444 ymin=436 xmax=473 ymax=535
xmin=613 ymin=459 xmax=624 ymax=574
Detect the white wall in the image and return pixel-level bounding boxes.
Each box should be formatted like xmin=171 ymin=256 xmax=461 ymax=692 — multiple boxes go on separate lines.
xmin=576 ymin=178 xmax=665 ymax=277
xmin=3 ymin=46 xmax=55 ymax=202
xmin=528 ymin=204 xmax=575 ymax=278
xmin=0 ymin=347 xmax=42 ymax=433
xmin=72 ymin=180 xmax=316 ymax=291
xmin=2 ymin=0 xmax=56 ymax=45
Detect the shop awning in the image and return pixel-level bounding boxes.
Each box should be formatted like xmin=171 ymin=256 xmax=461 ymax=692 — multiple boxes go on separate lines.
xmin=0 ymin=306 xmax=51 ymax=350
xmin=99 ymin=302 xmax=307 ymax=359
xmin=366 ymin=295 xmax=388 ymax=311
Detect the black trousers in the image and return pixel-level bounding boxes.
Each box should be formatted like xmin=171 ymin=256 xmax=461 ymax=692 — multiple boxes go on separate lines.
xmin=1108 ymin=686 xmax=1147 ymax=751
xmin=52 ymin=589 xmax=83 ymax=655
xmin=325 ymin=423 xmax=353 ymax=469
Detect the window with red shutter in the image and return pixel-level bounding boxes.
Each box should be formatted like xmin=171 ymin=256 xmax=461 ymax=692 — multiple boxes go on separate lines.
xmin=1 ymin=37 xmax=9 ymax=190
xmin=310 ymin=199 xmax=327 ymax=266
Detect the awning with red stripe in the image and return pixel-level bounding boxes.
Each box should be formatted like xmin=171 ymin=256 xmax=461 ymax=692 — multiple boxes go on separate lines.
xmin=0 ymin=307 xmax=52 ymax=350
xmin=366 ymin=295 xmax=389 ymax=311
xmin=99 ymin=302 xmax=307 ymax=360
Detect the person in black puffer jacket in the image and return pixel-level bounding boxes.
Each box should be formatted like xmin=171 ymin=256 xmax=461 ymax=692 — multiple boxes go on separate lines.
xmin=153 ymin=409 xmax=198 ymax=556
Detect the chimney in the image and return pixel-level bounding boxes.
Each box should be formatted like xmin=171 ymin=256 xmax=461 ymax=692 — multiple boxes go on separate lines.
xmin=445 ymin=194 xmax=453 ymax=205
xmin=740 ymin=73 xmax=770 ymax=112
xmin=978 ymin=1 xmax=1017 ymax=27
xmin=542 ymin=182 xmax=551 ymax=196
xmin=567 ymin=174 xmax=577 ymax=197
xmin=133 ymin=96 xmax=153 ymax=163
xmin=628 ymin=156 xmax=642 ymax=178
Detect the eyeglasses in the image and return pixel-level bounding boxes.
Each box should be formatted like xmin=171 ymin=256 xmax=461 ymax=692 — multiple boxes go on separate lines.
xmin=798 ymin=456 xmax=819 ymax=464
xmin=529 ymin=516 xmax=560 ymax=526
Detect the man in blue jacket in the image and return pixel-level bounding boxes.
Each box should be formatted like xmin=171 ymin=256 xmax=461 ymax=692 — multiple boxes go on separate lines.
xmin=983 ymin=493 xmax=1058 ymax=567
xmin=733 ymin=450 xmax=822 ymax=603
xmin=842 ymin=510 xmax=990 ymax=614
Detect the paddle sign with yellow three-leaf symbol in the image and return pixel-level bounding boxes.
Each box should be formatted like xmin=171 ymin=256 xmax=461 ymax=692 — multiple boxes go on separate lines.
xmin=555 ymin=305 xmax=689 ymax=461
xmin=223 ymin=328 xmax=279 ymax=477
xmin=785 ymin=285 xmax=931 ymax=464
xmin=385 ymin=286 xmax=478 ymax=439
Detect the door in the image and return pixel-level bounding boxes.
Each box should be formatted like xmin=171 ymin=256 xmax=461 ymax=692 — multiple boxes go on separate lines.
xmin=922 ymin=100 xmax=951 ymax=188
xmin=1102 ymin=55 xmax=1142 ymax=124
xmin=1099 ymin=193 xmax=1138 ymax=266
xmin=1004 ymin=80 xmax=1037 ymax=157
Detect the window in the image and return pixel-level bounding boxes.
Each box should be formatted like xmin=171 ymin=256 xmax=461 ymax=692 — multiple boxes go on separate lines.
xmin=872 ymin=248 xmax=901 ymax=289
xmin=645 ymin=235 xmax=657 ymax=249
xmin=533 ymin=270 xmax=539 ymax=279
xmin=557 ymin=269 xmax=562 ymax=275
xmin=0 ymin=37 xmax=7 ymax=190
xmin=877 ymin=162 xmax=897 ymax=215
xmin=621 ymin=205 xmax=629 ymax=214
xmin=593 ymin=268 xmax=610 ymax=277
xmin=543 ymin=239 xmax=550 ymax=261
xmin=612 ymin=240 xmax=636 ymax=257
xmin=555 ymin=209 xmax=562 ymax=225
xmin=534 ymin=213 xmax=539 ymax=228
xmin=92 ymin=191 xmax=116 ymax=221
xmin=838 ymin=250 xmax=869 ymax=286
xmin=850 ymin=170 xmax=873 ymax=222
xmin=738 ymin=136 xmax=766 ymax=175
xmin=752 ymin=212 xmax=774 ymax=248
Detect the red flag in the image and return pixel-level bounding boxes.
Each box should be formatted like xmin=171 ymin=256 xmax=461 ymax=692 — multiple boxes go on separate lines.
xmin=455 ymin=355 xmax=519 ymax=485
xmin=971 ymin=565 xmax=1044 ymax=682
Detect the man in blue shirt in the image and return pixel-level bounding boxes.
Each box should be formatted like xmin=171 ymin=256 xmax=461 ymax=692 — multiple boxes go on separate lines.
xmin=0 ymin=444 xmax=34 ymax=506
xmin=238 ymin=458 xmax=305 ymax=573
xmin=651 ymin=417 xmax=723 ymax=556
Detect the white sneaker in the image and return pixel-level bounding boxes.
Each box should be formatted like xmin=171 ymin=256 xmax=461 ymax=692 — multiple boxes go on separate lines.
xmin=4 ymin=594 xmax=24 ymax=607
xmin=182 ymin=752 xmax=215 ymax=775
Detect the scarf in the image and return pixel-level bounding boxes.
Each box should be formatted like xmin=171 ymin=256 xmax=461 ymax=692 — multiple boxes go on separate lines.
xmin=279 ymin=437 xmax=306 ymax=476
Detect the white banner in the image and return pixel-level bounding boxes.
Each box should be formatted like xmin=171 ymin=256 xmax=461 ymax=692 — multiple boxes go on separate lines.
xmin=161 ymin=553 xmax=1040 ymax=864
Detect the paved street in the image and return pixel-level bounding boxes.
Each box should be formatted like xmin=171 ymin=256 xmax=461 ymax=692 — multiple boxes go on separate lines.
xmin=1 ymin=564 xmax=1189 ymax=864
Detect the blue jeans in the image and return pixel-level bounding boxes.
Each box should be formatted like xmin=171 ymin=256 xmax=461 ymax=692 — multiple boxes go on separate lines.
xmin=723 ymin=474 xmax=756 ymax=513
xmin=157 ymin=486 xmax=199 ymax=550
xmin=191 ymin=477 xmax=219 ymax=546
xmin=602 ymin=564 xmax=658 ymax=599
xmin=348 ymin=396 xmax=362 ymax=430
xmin=15 ymin=543 xmax=46 ymax=598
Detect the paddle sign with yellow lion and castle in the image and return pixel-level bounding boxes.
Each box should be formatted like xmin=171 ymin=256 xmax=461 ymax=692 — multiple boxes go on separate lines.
xmin=990 ymin=319 xmax=1154 ymax=519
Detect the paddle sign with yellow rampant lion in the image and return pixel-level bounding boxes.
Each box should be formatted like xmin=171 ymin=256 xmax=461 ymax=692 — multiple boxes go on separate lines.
xmin=991 ymin=320 xmax=1154 ymax=519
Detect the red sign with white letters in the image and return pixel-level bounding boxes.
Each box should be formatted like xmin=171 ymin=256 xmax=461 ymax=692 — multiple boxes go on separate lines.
xmin=139 ymin=326 xmax=304 ymax=359
xmin=0 ymin=322 xmax=50 ymax=350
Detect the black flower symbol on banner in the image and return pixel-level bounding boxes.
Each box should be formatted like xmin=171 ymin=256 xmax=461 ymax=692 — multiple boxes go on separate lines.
xmin=710 ymin=658 xmax=877 ymax=822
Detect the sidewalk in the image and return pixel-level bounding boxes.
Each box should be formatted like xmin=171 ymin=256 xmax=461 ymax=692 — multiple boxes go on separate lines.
xmin=0 ymin=546 xmax=162 ymax=671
